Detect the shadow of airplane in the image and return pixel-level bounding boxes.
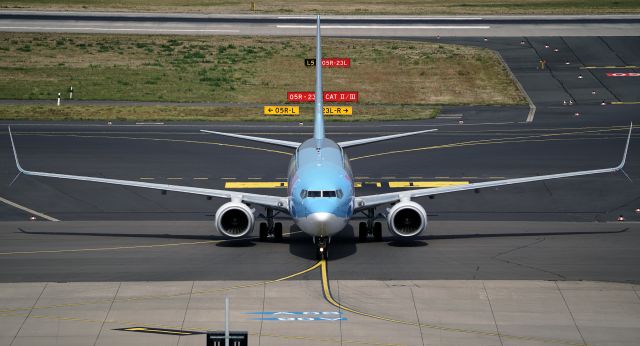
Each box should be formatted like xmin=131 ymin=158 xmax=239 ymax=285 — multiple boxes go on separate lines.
xmin=16 ymin=226 xmax=629 ymax=256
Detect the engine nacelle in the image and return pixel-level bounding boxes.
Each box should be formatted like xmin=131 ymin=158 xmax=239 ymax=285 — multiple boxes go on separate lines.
xmin=386 ymin=201 xmax=427 ymax=237
xmin=214 ymin=202 xmax=255 ymax=238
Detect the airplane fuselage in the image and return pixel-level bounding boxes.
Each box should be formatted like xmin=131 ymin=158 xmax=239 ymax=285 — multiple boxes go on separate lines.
xmin=288 ymin=138 xmax=354 ymax=237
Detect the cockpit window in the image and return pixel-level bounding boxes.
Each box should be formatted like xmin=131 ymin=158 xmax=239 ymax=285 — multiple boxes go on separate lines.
xmin=307 ymin=190 xmax=322 ymax=198
xmin=301 ymin=190 xmax=343 ymax=198
xmin=322 ymin=190 xmax=336 ymax=198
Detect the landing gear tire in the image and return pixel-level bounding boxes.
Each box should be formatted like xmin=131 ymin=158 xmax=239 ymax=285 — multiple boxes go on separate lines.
xmin=273 ymin=222 xmax=283 ymax=242
xmin=259 ymin=222 xmax=268 ymax=241
xmin=358 ymin=222 xmax=368 ymax=242
xmin=373 ymin=222 xmax=383 ymax=241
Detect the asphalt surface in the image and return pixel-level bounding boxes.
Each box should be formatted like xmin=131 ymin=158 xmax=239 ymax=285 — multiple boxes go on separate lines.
xmin=1 ymin=20 xmax=640 ymax=283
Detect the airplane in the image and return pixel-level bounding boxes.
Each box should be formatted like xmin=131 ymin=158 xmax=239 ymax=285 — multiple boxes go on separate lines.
xmin=8 ymin=16 xmax=633 ymax=259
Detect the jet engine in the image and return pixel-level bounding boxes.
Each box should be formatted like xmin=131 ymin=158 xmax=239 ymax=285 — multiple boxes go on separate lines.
xmin=214 ymin=202 xmax=255 ymax=238
xmin=386 ymin=201 xmax=427 ymax=237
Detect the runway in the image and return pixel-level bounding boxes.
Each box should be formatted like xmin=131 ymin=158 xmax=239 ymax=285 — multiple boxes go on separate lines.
xmin=1 ymin=12 xmax=640 ymax=345
xmin=1 ymin=12 xmax=640 ymax=36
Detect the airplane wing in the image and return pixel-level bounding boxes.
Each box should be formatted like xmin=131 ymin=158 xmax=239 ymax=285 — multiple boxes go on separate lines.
xmin=9 ymin=128 xmax=289 ymax=212
xmin=354 ymin=124 xmax=632 ymax=211
xmin=200 ymin=130 xmax=301 ymax=148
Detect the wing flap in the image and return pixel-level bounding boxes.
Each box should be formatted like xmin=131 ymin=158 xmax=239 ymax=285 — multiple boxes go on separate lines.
xmin=356 ymin=123 xmax=632 ymax=211
xmin=9 ymin=127 xmax=289 ymax=212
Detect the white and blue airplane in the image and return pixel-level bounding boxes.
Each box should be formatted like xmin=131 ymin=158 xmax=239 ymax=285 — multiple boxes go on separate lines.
xmin=9 ymin=16 xmax=632 ymax=258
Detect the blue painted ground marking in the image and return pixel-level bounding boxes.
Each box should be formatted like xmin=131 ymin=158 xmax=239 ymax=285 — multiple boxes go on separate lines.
xmin=244 ymin=311 xmax=346 ymax=321
xmin=251 ymin=317 xmax=347 ymax=321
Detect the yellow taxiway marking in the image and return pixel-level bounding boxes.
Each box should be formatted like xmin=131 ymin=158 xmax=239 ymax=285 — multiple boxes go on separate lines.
xmin=15 ymin=133 xmax=293 ymax=156
xmin=0 ymin=196 xmax=59 ymax=222
xmin=123 ymin=327 xmax=193 ymax=335
xmin=225 ymin=182 xmax=287 ymax=188
xmin=0 ymin=239 xmax=223 ymax=256
xmin=319 ymin=259 xmax=588 ymax=346
xmin=0 ymin=250 xmax=315 ymax=315
xmin=582 ymin=65 xmax=639 ymax=69
xmin=611 ymin=101 xmax=640 ymax=105
xmin=388 ymin=181 xmax=469 ymax=188
xmin=351 ymin=127 xmax=631 ymax=161
xmin=353 ymin=182 xmax=383 ymax=188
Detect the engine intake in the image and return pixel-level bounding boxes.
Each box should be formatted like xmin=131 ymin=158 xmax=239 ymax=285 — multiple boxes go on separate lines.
xmin=387 ymin=201 xmax=427 ymax=237
xmin=215 ymin=202 xmax=255 ymax=238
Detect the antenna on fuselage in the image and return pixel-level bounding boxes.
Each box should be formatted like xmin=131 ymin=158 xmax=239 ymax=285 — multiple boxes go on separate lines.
xmin=313 ymin=15 xmax=325 ymax=146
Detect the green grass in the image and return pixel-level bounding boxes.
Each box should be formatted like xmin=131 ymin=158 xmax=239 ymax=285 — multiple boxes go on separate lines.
xmin=2 ymin=0 xmax=639 ymax=14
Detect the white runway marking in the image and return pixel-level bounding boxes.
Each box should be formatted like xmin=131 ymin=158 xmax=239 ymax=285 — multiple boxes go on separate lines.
xmin=277 ymin=16 xmax=484 ymax=20
xmin=0 ymin=196 xmax=60 ymax=222
xmin=277 ymin=25 xmax=490 ymax=29
xmin=0 ymin=26 xmax=239 ymax=33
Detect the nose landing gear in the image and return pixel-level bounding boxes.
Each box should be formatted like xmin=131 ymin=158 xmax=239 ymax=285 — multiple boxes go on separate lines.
xmin=314 ymin=236 xmax=329 ymax=260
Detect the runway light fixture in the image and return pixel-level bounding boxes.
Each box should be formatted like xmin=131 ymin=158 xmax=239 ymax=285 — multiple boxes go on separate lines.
xmin=544 ymin=44 xmax=550 ymax=48
xmin=635 ymin=208 xmax=640 ymax=214
xmin=29 ymin=216 xmax=36 ymax=221
xmin=617 ymin=215 xmax=625 ymax=222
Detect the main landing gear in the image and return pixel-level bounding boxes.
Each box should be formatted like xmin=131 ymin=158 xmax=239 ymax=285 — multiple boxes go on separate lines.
xmin=258 ymin=208 xmax=283 ymax=242
xmin=358 ymin=208 xmax=382 ymax=242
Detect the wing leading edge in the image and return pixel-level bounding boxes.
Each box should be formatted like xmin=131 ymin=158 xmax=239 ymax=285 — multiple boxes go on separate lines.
xmin=355 ymin=123 xmax=633 ymax=211
xmin=8 ymin=127 xmax=289 ymax=212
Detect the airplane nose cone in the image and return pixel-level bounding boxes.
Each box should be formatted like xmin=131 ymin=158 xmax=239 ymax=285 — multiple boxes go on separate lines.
xmin=298 ymin=212 xmax=347 ymax=237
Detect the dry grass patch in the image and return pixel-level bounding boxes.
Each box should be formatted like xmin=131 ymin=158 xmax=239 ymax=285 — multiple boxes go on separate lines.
xmin=0 ymin=33 xmax=525 ymax=108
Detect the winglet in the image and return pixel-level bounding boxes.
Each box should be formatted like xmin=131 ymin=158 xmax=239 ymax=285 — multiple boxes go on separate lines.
xmin=8 ymin=126 xmax=25 ymax=173
xmin=616 ymin=122 xmax=632 ymax=170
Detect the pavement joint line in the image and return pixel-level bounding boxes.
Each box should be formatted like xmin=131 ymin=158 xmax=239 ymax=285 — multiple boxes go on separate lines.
xmin=482 ymin=281 xmax=505 ymax=346
xmin=0 ymin=196 xmax=59 ymax=222
xmin=318 ymin=260 xmax=590 ymax=346
xmin=351 ymin=127 xmax=630 ymax=161
xmin=556 ymin=282 xmax=587 ymax=345
xmin=0 ymin=311 xmax=400 ymax=346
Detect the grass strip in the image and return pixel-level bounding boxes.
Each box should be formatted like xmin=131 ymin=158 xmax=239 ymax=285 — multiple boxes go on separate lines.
xmin=0 ymin=105 xmax=439 ymax=122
